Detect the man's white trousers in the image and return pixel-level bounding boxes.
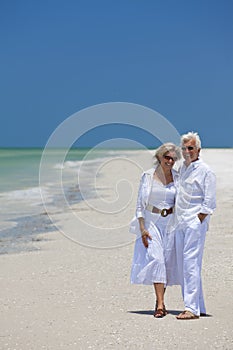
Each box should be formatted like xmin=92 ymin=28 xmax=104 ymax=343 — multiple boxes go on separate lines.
xmin=175 ymin=217 xmax=208 ymax=316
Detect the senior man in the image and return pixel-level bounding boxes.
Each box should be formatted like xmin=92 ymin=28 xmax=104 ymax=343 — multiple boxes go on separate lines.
xmin=175 ymin=131 xmax=216 ymax=320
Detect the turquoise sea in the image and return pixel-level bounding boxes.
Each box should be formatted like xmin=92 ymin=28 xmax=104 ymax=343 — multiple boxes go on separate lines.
xmin=0 ymin=147 xmax=125 ymax=253
xmin=0 ymin=148 xmax=107 ymax=192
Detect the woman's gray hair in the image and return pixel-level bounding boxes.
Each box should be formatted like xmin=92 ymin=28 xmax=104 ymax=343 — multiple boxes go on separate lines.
xmin=181 ymin=131 xmax=201 ymax=149
xmin=153 ymin=142 xmax=181 ymax=165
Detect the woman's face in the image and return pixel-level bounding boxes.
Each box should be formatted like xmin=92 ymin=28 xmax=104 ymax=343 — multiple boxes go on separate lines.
xmin=159 ymin=151 xmax=177 ymax=170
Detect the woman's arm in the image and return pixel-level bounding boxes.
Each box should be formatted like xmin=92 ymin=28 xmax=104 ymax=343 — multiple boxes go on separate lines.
xmin=138 ymin=217 xmax=152 ymax=248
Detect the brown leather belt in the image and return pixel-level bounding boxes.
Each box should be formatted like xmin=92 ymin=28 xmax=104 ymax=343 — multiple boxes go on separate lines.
xmin=146 ymin=204 xmax=174 ymax=217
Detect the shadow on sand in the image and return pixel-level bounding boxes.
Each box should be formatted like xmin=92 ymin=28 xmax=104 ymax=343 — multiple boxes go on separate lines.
xmin=127 ymin=309 xmax=212 ymax=317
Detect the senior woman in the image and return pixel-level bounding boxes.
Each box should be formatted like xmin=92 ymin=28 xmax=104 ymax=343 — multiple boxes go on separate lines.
xmin=130 ymin=143 xmax=181 ymax=318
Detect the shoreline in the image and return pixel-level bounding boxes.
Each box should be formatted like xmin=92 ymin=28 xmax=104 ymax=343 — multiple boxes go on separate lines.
xmin=0 ymin=149 xmax=233 ymax=349
xmin=1 ymin=147 xmax=232 ymax=252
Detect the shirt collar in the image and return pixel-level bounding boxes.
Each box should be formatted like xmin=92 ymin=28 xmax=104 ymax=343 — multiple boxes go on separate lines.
xmin=183 ymin=158 xmax=202 ymax=170
xmin=144 ymin=167 xmax=156 ymax=175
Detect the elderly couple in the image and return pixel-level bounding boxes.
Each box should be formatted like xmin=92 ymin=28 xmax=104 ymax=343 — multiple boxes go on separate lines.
xmin=130 ymin=131 xmax=216 ymax=320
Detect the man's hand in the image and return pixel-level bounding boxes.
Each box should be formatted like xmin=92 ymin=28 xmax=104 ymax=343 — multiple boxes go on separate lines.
xmin=198 ymin=213 xmax=208 ymax=223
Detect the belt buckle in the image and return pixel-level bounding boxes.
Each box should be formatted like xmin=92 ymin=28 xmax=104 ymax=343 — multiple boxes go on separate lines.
xmin=161 ymin=208 xmax=168 ymax=217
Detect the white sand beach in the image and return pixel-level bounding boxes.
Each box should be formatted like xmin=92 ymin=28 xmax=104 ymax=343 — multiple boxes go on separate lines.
xmin=0 ymin=149 xmax=233 ymax=349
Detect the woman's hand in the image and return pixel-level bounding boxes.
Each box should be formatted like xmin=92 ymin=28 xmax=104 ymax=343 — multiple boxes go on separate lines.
xmin=141 ymin=229 xmax=152 ymax=248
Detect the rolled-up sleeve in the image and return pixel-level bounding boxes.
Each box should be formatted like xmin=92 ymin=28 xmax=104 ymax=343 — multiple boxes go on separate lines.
xmin=135 ymin=174 xmax=147 ymax=219
xmin=136 ymin=174 xmax=145 ymax=218
xmin=200 ymin=170 xmax=216 ymax=214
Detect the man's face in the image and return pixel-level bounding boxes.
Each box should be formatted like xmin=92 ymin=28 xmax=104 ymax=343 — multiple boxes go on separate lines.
xmin=181 ymin=139 xmax=200 ymax=165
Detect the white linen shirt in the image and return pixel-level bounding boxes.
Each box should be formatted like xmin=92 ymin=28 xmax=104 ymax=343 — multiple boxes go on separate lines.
xmin=175 ymin=159 xmax=216 ymax=223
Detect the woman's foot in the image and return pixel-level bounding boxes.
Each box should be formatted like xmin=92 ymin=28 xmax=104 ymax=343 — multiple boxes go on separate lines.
xmin=154 ymin=308 xmax=165 ymax=318
xmin=155 ymin=301 xmax=168 ymax=315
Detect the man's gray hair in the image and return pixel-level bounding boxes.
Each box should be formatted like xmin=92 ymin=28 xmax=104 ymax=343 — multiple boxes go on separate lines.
xmin=181 ymin=131 xmax=201 ymax=149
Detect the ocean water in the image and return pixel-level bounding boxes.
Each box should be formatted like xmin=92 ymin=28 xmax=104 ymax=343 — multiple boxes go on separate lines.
xmin=0 ymin=147 xmax=125 ymax=252
xmin=0 ymin=148 xmax=109 ymax=192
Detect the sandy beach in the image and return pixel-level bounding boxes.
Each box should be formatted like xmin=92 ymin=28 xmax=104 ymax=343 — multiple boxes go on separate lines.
xmin=0 ymin=149 xmax=233 ymax=349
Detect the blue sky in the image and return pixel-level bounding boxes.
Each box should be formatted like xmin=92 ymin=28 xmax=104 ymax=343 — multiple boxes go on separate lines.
xmin=0 ymin=0 xmax=232 ymax=148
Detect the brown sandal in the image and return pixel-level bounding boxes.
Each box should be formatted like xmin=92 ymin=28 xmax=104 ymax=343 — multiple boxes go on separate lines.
xmin=176 ymin=310 xmax=199 ymax=320
xmin=154 ymin=308 xmax=165 ymax=318
xmin=163 ymin=304 xmax=168 ymax=315
xmin=155 ymin=301 xmax=168 ymax=315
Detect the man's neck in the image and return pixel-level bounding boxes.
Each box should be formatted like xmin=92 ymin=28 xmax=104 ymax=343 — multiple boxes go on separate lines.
xmin=184 ymin=157 xmax=199 ymax=167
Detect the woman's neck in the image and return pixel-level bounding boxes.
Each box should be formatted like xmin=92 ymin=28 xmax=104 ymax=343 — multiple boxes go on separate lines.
xmin=154 ymin=165 xmax=173 ymax=185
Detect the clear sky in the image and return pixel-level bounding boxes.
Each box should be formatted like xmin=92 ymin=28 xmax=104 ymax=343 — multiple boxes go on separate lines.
xmin=0 ymin=0 xmax=232 ymax=148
